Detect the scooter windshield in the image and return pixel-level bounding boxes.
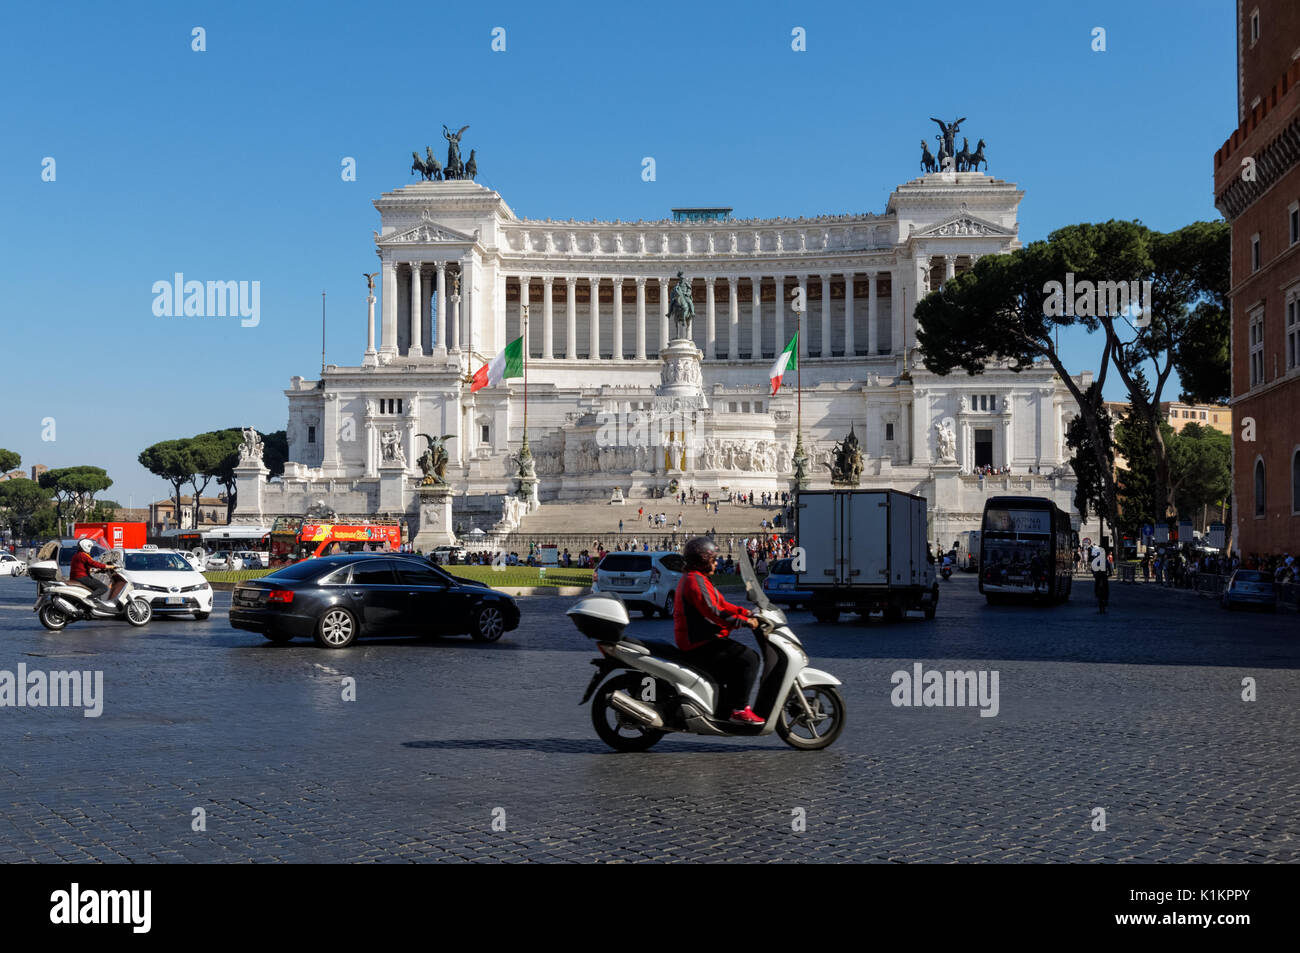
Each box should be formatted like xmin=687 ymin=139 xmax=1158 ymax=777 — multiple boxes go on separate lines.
xmin=737 ymin=549 xmax=774 ymax=612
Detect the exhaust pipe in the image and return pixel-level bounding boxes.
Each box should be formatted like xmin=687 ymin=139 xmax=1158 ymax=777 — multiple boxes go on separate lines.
xmin=52 ymin=597 xmax=82 ymax=616
xmin=609 ymin=690 xmax=664 ymax=728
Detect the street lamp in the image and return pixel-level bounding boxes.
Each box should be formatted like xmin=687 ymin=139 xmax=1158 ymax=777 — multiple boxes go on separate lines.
xmin=791 ymin=296 xmax=809 ymax=491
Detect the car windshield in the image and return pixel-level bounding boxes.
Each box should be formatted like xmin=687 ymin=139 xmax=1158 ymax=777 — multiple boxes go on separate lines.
xmin=770 ymin=559 xmax=793 ymax=575
xmin=124 ymin=553 xmax=192 ymax=572
xmin=264 ymin=559 xmax=344 ymax=581
xmin=1234 ymin=571 xmax=1269 ymax=583
xmin=598 ymin=554 xmax=652 ymax=572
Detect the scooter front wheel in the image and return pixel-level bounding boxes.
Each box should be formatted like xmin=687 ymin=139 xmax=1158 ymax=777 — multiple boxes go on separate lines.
xmin=38 ymin=605 xmax=69 ymax=631
xmin=125 ymin=598 xmax=152 ymax=627
xmin=776 ymin=684 xmax=846 ymax=751
xmin=592 ymin=674 xmax=666 ymax=752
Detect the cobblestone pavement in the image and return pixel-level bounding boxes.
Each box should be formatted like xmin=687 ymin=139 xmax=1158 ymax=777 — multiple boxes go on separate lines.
xmin=0 ymin=573 xmax=1295 ymax=863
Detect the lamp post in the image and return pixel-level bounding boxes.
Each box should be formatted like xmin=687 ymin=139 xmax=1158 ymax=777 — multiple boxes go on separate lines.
xmin=791 ymin=297 xmax=809 ymax=491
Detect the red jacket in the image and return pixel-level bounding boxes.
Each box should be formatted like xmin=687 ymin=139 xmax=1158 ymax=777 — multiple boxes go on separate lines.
xmin=674 ymin=569 xmax=751 ymax=651
xmin=69 ymin=551 xmax=108 ymax=580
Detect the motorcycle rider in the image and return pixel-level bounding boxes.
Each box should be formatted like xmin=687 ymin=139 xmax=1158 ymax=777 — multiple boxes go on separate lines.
xmin=674 ymin=536 xmax=764 ymax=726
xmin=69 ymin=538 xmax=112 ymax=608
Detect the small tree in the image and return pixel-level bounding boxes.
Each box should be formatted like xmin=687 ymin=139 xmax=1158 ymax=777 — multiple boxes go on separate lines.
xmin=38 ymin=466 xmax=113 ymax=529
xmin=0 ymin=449 xmax=20 ymax=475
xmin=0 ymin=479 xmax=52 ymax=538
xmin=139 ymin=440 xmax=196 ymax=529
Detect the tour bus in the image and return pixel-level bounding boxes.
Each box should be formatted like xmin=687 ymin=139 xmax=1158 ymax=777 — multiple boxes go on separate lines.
xmin=269 ymin=516 xmax=407 ymax=566
xmin=978 ymin=496 xmax=1073 ymax=604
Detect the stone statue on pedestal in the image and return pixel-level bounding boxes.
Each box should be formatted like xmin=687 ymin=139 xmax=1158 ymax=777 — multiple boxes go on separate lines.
xmin=238 ymin=427 xmax=264 ymax=466
xmin=667 ymin=271 xmax=695 ymax=341
xmin=416 ymin=433 xmax=453 ymax=485
xmin=826 ymin=425 xmax=864 ymax=486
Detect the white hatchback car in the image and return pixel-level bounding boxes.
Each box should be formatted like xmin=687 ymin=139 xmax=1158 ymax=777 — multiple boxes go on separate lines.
xmin=592 ymin=550 xmax=686 ymax=619
xmin=121 ymin=548 xmax=214 ymax=620
xmin=0 ymin=552 xmax=26 ymax=577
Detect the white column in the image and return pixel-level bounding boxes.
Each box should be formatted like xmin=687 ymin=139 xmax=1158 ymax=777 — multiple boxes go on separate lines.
xmin=565 ymin=276 xmax=577 ymax=359
xmin=892 ymin=267 xmax=904 ymax=356
xmin=750 ymin=276 xmax=762 ymax=359
xmin=588 ymin=276 xmax=601 ymax=359
xmin=843 ymin=273 xmax=854 ymax=358
xmin=867 ymin=272 xmax=878 ymax=356
xmin=944 ymin=255 xmax=956 ymax=286
xmin=449 ymin=280 xmax=461 ymax=351
xmin=461 ymin=256 xmax=475 ymax=356
xmin=658 ymin=277 xmax=670 ymax=352
xmin=365 ymin=291 xmax=376 ymax=357
xmin=773 ymin=275 xmax=784 ymax=354
xmin=797 ymin=275 xmax=808 ymax=358
xmin=705 ymin=277 xmax=716 ymax=360
xmin=381 ymin=257 xmax=397 ymax=356
xmin=612 ymin=277 xmax=624 ymax=360
xmin=408 ymin=262 xmax=423 ymax=357
xmin=820 ymin=274 xmax=831 ymax=357
xmin=634 ymin=277 xmax=647 ymax=359
xmin=728 ymin=276 xmax=740 ymax=360
xmin=518 ymin=275 xmax=530 ymax=355
xmin=435 ymin=262 xmax=447 ymax=352
xmin=542 ymin=276 xmax=554 ymax=359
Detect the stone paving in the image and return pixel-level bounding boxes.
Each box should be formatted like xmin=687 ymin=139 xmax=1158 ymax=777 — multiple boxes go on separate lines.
xmin=0 ymin=573 xmax=1295 ymax=862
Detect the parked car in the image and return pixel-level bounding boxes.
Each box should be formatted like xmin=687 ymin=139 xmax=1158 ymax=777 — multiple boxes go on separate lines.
xmin=238 ymin=550 xmax=269 ymax=568
xmin=229 ymin=553 xmax=520 ymax=648
xmin=592 ymin=550 xmax=685 ymax=619
xmin=1221 ymin=570 xmax=1278 ymax=612
xmin=429 ymin=545 xmax=467 ymax=565
xmin=120 ymin=547 xmax=214 ymax=620
xmin=0 ymin=552 xmax=26 ymax=577
xmin=206 ymin=551 xmax=242 ymax=571
xmin=762 ymin=557 xmax=812 ymax=608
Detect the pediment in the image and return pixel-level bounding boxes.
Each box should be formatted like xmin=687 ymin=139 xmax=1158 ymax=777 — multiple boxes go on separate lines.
xmin=378 ymin=221 xmax=477 ymax=245
xmin=914 ymin=214 xmax=1012 ymax=238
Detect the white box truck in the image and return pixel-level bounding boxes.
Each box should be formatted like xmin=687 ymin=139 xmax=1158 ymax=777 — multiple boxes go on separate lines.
xmin=795 ymin=489 xmax=938 ymax=623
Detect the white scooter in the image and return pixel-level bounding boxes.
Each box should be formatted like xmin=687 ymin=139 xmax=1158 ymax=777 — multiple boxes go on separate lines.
xmin=568 ymin=552 xmax=845 ymax=751
xmin=30 ymin=556 xmax=152 ymax=631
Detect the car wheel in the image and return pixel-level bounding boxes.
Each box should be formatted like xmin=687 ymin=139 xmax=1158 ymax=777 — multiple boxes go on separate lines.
xmin=471 ymin=604 xmax=506 ymax=642
xmin=193 ymin=611 xmax=210 ymax=621
xmin=315 ymin=608 xmax=357 ymax=648
xmin=640 ymin=607 xmax=657 ymax=619
xmin=659 ymin=592 xmax=675 ymax=619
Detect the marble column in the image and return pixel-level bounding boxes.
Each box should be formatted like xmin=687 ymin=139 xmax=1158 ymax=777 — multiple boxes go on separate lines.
xmin=634 ymin=277 xmax=647 ymax=359
xmin=773 ymin=275 xmax=784 ymax=354
xmin=820 ymin=274 xmax=832 ymax=357
xmin=797 ymin=275 xmax=809 ymax=358
xmin=542 ymin=276 xmax=554 ymax=359
xmin=705 ymin=277 xmax=716 ymax=360
xmin=408 ymin=262 xmax=423 ymax=357
xmin=944 ymin=255 xmax=956 ymax=286
xmin=843 ymin=273 xmax=854 ymax=358
xmin=588 ymin=276 xmax=601 ymax=359
xmin=658 ymin=277 xmax=669 ymax=351
xmin=750 ymin=276 xmax=762 ymax=359
xmin=867 ymin=272 xmax=878 ymax=356
xmin=449 ymin=284 xmax=461 ymax=351
xmin=364 ymin=289 xmax=376 ymax=362
xmin=381 ymin=257 xmax=397 ymax=356
xmin=612 ymin=277 xmax=624 ymax=361
xmin=518 ymin=275 xmax=530 ymax=355
xmin=565 ymin=276 xmax=577 ymax=359
xmin=728 ymin=276 xmax=740 ymax=360
xmin=435 ymin=262 xmax=446 ymax=352
xmin=891 ymin=268 xmax=903 ymax=356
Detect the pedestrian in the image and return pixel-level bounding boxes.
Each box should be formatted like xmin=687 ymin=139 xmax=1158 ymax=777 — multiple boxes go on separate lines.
xmin=619 ymin=519 xmax=624 ymax=533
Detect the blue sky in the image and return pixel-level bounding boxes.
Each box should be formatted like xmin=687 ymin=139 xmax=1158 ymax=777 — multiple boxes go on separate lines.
xmin=0 ymin=0 xmax=1233 ymax=504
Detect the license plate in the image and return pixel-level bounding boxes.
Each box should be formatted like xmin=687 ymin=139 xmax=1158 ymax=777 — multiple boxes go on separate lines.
xmin=613 ymin=577 xmax=632 ymax=586
xmin=165 ymin=597 xmax=183 ymax=605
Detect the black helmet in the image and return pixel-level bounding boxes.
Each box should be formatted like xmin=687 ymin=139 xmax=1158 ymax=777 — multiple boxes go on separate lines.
xmin=684 ymin=536 xmax=718 ymax=570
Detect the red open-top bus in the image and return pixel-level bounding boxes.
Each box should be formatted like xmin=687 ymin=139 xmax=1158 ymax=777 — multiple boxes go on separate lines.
xmin=269 ymin=517 xmax=407 ymax=566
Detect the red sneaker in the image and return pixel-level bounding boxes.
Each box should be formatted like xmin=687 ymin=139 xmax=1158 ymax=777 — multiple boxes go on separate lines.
xmin=729 ymin=706 xmax=765 ymax=726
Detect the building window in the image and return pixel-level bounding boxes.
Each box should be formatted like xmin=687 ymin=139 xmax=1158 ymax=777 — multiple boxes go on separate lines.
xmin=380 ymin=398 xmax=403 ymax=415
xmin=1250 ymin=309 xmax=1266 ymax=387
xmin=1250 ymin=8 xmax=1260 ymax=46
xmin=480 ymin=424 xmax=490 ymax=445
xmin=307 ymin=425 xmax=316 ymax=444
xmin=1255 ymin=458 xmax=1266 ymax=517
xmin=1287 ymin=293 xmax=1299 ymax=371
xmin=741 ymin=402 xmax=751 ymax=413
xmin=1290 ymin=203 xmax=1299 ymax=246
xmin=728 ymin=402 xmax=737 ymax=413
xmin=1200 ymin=411 xmax=1206 ymax=420
xmin=885 ymin=423 xmax=895 ymax=441
xmin=1251 ymin=234 xmax=1261 ymax=272
xmin=1293 ymin=449 xmax=1300 ymax=514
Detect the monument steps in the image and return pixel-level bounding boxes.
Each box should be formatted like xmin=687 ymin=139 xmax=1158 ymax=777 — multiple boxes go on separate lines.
xmin=513 ymin=501 xmax=788 ymax=536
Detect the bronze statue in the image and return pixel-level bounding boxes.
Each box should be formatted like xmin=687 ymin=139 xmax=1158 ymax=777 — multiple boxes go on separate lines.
xmin=955 ymin=137 xmax=972 ymax=172
xmin=666 ymin=271 xmax=695 ymax=341
xmin=935 ymin=135 xmax=952 ymax=173
xmin=363 ymin=272 xmax=378 ymax=294
xmin=825 ymin=425 xmax=864 ymax=486
xmin=410 ymin=151 xmax=426 ymax=179
xmin=969 ymin=138 xmax=987 ymax=172
xmin=920 ymin=139 xmax=936 ymax=173
xmin=416 ymin=433 xmax=455 ymax=485
xmin=930 ymin=116 xmax=966 ymax=159
xmin=424 ymin=146 xmax=443 ymax=181
xmin=465 ymin=149 xmax=477 ymax=181
xmin=443 ymin=124 xmax=469 ymax=179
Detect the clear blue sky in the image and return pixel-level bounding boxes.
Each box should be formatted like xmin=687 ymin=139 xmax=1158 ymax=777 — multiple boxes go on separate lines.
xmin=0 ymin=0 xmax=1233 ymax=505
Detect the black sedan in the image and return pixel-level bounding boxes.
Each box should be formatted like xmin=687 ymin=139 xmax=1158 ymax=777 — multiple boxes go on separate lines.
xmin=229 ymin=554 xmax=520 ymax=648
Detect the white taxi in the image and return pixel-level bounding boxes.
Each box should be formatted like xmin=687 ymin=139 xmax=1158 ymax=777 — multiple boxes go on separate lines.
xmin=0 ymin=552 xmax=27 ymax=577
xmin=120 ymin=546 xmax=214 ymax=620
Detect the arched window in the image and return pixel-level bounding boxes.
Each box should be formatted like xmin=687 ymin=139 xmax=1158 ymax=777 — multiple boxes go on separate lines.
xmin=1254 ymin=458 xmax=1266 ymax=517
xmin=1293 ymin=449 xmax=1300 ymax=514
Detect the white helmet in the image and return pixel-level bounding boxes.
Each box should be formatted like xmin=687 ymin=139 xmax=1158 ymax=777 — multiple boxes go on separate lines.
xmin=77 ymin=538 xmax=94 ymax=554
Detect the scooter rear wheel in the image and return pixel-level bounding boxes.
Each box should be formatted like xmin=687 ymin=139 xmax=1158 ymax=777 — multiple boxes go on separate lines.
xmin=775 ymin=684 xmax=846 ymax=751
xmin=125 ymin=598 xmax=152 ymax=627
xmin=592 ymin=674 xmax=666 ymax=752
xmin=38 ymin=605 xmax=68 ymax=631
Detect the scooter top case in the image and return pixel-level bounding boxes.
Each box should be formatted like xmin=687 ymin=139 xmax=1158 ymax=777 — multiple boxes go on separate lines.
xmin=27 ymin=561 xmax=60 ymax=583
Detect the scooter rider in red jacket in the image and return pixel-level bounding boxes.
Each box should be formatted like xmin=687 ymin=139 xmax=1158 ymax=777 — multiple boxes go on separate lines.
xmin=674 ymin=536 xmax=764 ymax=725
xmin=69 ymin=537 xmax=111 ymax=606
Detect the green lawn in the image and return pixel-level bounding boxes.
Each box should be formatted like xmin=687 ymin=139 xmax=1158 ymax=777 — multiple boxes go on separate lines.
xmin=204 ymin=563 xmax=745 ymax=591
xmin=204 ymin=569 xmax=274 ymax=584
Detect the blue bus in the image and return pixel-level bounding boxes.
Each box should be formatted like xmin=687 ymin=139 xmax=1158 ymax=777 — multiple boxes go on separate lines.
xmin=978 ymin=496 xmax=1073 ymax=604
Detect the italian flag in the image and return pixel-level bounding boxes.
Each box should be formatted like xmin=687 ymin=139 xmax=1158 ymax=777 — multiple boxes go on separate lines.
xmin=769 ymin=333 xmax=798 ymax=395
xmin=470 ymin=335 xmax=524 ymax=392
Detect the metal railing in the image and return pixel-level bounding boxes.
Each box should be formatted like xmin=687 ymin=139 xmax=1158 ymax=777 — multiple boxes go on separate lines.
xmin=453 ymin=529 xmax=790 ymax=555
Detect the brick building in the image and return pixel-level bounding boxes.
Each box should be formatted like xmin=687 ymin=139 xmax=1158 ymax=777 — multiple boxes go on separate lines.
xmin=1212 ymin=0 xmax=1300 ymax=556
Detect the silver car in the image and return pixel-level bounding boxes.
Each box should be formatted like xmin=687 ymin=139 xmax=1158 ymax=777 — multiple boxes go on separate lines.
xmin=592 ymin=550 xmax=685 ymax=619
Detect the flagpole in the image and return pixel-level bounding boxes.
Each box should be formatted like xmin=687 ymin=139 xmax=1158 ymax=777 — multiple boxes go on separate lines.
xmin=522 ymin=305 xmax=529 ymax=449
xmin=791 ymin=299 xmax=808 ymax=491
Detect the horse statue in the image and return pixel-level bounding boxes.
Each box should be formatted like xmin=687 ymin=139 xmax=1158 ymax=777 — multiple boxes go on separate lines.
xmin=825 ymin=425 xmax=864 ymax=485
xmin=969 ymin=138 xmax=988 ymax=172
xmin=443 ymin=124 xmax=469 ymax=179
xmin=465 ymin=149 xmax=477 ymax=181
xmin=936 ymin=135 xmax=952 ymax=173
xmin=411 ymin=151 xmax=427 ymax=179
xmin=955 ymin=137 xmax=972 ymax=172
xmin=920 ymin=139 xmax=937 ymax=173
xmin=666 ymin=270 xmax=695 ymax=341
xmin=416 ymin=433 xmax=454 ymax=486
xmin=424 ymin=146 xmax=443 ymax=181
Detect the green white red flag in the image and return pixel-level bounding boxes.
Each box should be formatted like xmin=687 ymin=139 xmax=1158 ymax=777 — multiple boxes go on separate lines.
xmin=470 ymin=336 xmax=524 ymax=392
xmin=768 ymin=333 xmax=798 ymax=395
